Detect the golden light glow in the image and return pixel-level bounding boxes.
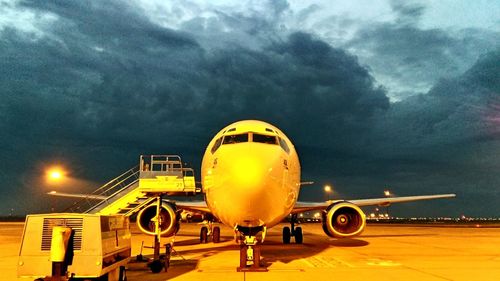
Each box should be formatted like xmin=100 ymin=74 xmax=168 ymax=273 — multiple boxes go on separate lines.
xmin=384 ymin=190 xmax=391 ymax=196
xmin=324 ymin=185 xmax=332 ymax=193
xmin=46 ymin=167 xmax=66 ymax=183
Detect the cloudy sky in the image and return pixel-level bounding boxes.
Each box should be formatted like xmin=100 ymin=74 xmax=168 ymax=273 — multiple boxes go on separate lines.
xmin=0 ymin=0 xmax=499 ymax=217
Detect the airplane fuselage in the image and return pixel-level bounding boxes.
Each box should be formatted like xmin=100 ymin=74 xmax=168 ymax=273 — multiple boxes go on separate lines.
xmin=201 ymin=120 xmax=301 ymax=229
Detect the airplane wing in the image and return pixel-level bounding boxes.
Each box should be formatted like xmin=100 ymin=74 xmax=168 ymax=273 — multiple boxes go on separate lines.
xmin=174 ymin=200 xmax=211 ymax=213
xmin=47 ymin=191 xmax=107 ymax=200
xmin=292 ymin=193 xmax=456 ymax=213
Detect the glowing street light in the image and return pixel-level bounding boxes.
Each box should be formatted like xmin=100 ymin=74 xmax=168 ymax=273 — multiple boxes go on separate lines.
xmin=384 ymin=189 xmax=392 ymax=218
xmin=46 ymin=166 xmax=67 ymax=213
xmin=46 ymin=167 xmax=66 ymax=183
xmin=324 ymin=184 xmax=332 ymax=201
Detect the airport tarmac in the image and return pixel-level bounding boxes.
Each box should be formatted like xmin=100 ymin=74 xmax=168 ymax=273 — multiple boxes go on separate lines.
xmin=1 ymin=222 xmax=499 ymax=281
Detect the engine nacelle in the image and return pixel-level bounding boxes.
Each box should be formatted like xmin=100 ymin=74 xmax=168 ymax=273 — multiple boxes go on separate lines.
xmin=136 ymin=202 xmax=179 ymax=236
xmin=322 ymin=202 xmax=366 ymax=238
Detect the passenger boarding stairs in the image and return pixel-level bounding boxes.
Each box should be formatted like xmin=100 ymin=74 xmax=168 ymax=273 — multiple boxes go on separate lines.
xmin=65 ymin=155 xmax=200 ymax=216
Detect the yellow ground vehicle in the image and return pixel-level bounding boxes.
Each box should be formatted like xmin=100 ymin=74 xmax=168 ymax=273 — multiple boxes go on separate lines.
xmin=18 ymin=213 xmax=131 ymax=281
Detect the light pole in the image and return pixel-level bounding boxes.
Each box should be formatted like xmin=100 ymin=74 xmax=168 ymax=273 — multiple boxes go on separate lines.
xmin=324 ymin=185 xmax=332 ymax=201
xmin=384 ymin=189 xmax=391 ymax=218
xmin=46 ymin=166 xmax=66 ymax=213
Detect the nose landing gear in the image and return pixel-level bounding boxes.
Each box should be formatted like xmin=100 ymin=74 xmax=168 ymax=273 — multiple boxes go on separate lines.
xmin=236 ymin=226 xmax=268 ymax=272
xmin=282 ymin=214 xmax=303 ymax=244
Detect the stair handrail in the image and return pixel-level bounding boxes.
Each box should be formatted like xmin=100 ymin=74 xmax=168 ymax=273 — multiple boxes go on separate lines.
xmin=90 ymin=166 xmax=140 ymax=197
xmin=63 ymin=165 xmax=140 ymax=213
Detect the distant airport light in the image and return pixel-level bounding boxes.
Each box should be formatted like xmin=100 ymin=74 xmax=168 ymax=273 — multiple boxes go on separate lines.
xmin=324 ymin=184 xmax=332 ymax=201
xmin=384 ymin=190 xmax=391 ymax=197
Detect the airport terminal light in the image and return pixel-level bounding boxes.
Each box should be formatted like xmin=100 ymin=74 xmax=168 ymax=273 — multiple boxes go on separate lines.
xmin=384 ymin=190 xmax=391 ymax=218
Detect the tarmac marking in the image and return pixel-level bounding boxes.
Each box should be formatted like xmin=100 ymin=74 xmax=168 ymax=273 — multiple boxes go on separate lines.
xmin=401 ymin=265 xmax=454 ymax=281
xmin=301 ymin=257 xmax=334 ymax=268
xmin=197 ymin=269 xmax=241 ymax=273
xmin=300 ymin=256 xmax=354 ymax=268
xmin=366 ymin=258 xmax=401 ymax=267
xmin=325 ymin=256 xmax=355 ymax=268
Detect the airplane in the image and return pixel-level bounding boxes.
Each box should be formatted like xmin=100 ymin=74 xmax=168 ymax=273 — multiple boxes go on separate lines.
xmin=135 ymin=120 xmax=455 ymax=270
xmin=50 ymin=119 xmax=456 ymax=272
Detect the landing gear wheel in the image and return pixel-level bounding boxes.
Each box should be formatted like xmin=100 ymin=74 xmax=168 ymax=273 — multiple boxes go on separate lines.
xmin=294 ymin=226 xmax=303 ymax=244
xmin=118 ymin=265 xmax=127 ymax=281
xmin=235 ymin=233 xmax=244 ymax=243
xmin=200 ymin=226 xmax=208 ymax=243
xmin=282 ymin=226 xmax=291 ymax=244
xmin=148 ymin=259 xmax=163 ymax=273
xmin=213 ymin=226 xmax=221 ymax=243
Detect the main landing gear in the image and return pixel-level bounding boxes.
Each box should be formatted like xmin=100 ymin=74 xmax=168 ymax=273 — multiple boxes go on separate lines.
xmin=199 ymin=217 xmax=221 ymax=244
xmin=282 ymin=214 xmax=303 ymax=244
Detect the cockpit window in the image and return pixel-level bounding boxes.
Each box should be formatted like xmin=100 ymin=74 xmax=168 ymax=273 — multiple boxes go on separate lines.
xmin=222 ymin=133 xmax=248 ymax=144
xmin=253 ymin=134 xmax=278 ymax=145
xmin=279 ymin=137 xmax=290 ymax=154
xmin=211 ymin=137 xmax=223 ymax=154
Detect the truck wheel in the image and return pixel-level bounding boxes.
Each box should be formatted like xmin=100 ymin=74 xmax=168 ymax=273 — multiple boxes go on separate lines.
xmin=149 ymin=260 xmax=163 ymax=273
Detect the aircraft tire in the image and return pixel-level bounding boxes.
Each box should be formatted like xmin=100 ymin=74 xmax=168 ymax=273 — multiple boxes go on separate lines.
xmin=283 ymin=226 xmax=291 ymax=244
xmin=200 ymin=226 xmax=208 ymax=243
xmin=294 ymin=227 xmax=303 ymax=244
xmin=213 ymin=226 xmax=221 ymax=243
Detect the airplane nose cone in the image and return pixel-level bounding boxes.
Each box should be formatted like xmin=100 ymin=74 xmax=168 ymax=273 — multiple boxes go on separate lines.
xmin=206 ymin=144 xmax=286 ymax=227
xmin=230 ymin=155 xmax=268 ymax=191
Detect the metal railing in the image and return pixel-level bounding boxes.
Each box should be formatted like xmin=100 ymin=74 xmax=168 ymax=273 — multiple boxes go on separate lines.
xmin=64 ymin=166 xmax=140 ymax=213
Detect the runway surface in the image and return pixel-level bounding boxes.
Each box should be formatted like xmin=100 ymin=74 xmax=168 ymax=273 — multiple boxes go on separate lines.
xmin=2 ymin=222 xmax=499 ymax=281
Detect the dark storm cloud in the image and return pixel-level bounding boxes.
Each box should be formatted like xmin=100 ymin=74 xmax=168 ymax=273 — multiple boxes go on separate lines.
xmin=390 ymin=0 xmax=426 ymax=25
xmin=351 ymin=50 xmax=500 ymax=216
xmin=1 ymin=0 xmax=498 ymax=217
xmin=370 ymin=50 xmax=500 ymax=156
xmin=0 ymin=1 xmax=388 ymax=214
xmin=345 ymin=1 xmax=500 ymax=98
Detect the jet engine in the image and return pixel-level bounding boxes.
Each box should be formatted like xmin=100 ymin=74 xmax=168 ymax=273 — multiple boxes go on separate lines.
xmin=137 ymin=202 xmax=179 ymax=236
xmin=322 ymin=202 xmax=366 ymax=238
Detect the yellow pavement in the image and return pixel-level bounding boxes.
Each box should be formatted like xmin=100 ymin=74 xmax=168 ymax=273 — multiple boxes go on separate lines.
xmin=2 ymin=222 xmax=499 ymax=281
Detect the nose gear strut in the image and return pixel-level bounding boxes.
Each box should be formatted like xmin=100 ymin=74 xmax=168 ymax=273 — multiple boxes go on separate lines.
xmin=236 ymin=226 xmax=268 ymax=272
